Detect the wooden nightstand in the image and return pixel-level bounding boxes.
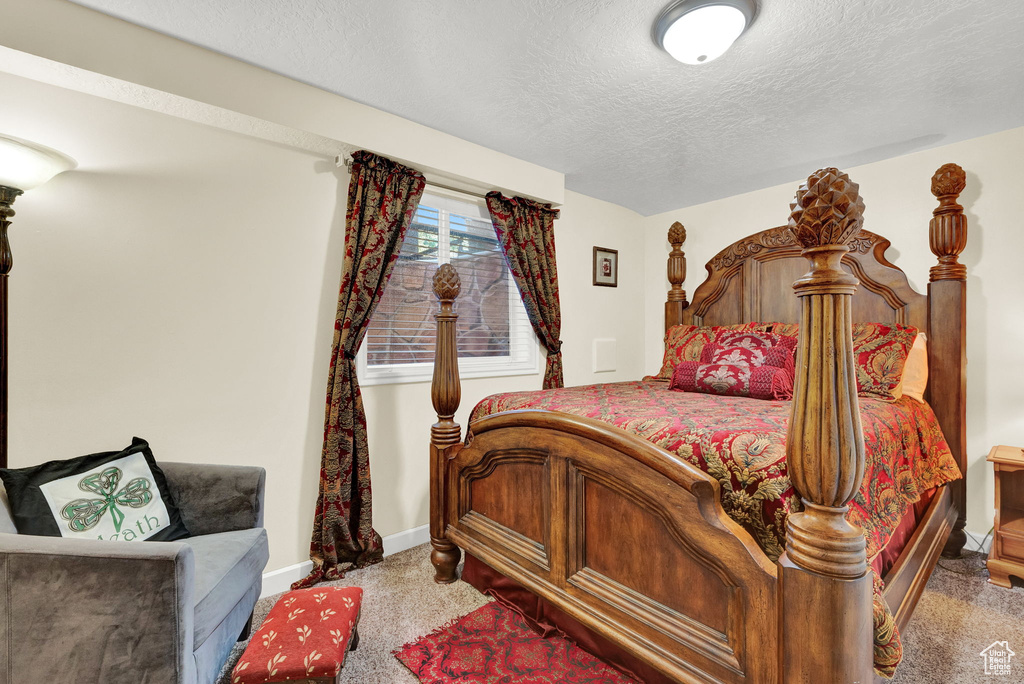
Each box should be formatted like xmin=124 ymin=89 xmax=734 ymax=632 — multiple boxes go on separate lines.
xmin=988 ymin=444 xmax=1024 ymax=588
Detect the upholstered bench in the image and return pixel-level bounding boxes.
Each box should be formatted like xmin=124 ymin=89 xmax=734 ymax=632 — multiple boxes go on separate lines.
xmin=232 ymin=586 xmax=362 ymax=684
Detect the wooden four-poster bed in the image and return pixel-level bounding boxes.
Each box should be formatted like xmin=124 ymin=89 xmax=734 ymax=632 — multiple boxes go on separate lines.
xmin=424 ymin=164 xmax=969 ymax=683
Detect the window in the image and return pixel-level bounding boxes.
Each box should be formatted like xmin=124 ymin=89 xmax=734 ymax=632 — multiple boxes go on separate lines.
xmin=357 ymin=187 xmax=538 ymax=385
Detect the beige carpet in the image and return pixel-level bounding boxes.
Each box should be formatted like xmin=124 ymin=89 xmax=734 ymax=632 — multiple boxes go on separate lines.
xmin=217 ymin=546 xmax=1023 ymax=683
xmin=215 ymin=546 xmax=488 ymax=683
xmin=890 ymin=550 xmax=1024 ymax=683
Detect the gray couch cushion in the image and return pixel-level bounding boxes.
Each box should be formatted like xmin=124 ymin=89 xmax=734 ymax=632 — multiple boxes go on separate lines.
xmin=187 ymin=527 xmax=269 ymax=649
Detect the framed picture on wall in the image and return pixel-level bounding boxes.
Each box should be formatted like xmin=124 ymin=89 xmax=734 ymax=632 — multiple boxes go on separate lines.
xmin=593 ymin=246 xmax=618 ymax=287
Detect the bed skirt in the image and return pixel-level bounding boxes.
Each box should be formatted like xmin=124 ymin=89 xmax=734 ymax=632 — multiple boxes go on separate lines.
xmin=462 ymin=552 xmax=676 ymax=684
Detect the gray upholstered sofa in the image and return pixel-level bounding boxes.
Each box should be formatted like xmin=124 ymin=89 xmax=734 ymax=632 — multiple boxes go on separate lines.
xmin=0 ymin=462 xmax=269 ymax=684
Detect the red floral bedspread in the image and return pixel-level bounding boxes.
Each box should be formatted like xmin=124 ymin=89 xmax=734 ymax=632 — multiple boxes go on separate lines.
xmin=469 ymin=379 xmax=960 ymax=677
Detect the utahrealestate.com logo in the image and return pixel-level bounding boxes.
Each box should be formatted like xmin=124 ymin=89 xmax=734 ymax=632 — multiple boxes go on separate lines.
xmin=981 ymin=641 xmax=1015 ymax=676
xmin=59 ymin=466 xmax=152 ymax=534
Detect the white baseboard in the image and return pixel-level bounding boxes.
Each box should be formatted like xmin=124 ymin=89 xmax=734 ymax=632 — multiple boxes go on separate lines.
xmin=381 ymin=523 xmax=430 ymax=557
xmin=261 ymin=560 xmax=314 ymax=598
xmin=965 ymin=528 xmax=993 ymax=555
xmin=260 ymin=523 xmax=431 ymax=599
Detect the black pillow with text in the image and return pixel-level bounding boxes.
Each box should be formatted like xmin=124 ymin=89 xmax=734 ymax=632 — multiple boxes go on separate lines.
xmin=0 ymin=437 xmax=190 ymax=541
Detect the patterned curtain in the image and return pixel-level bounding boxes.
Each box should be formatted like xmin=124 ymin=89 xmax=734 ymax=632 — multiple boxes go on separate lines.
xmin=485 ymin=192 xmax=563 ymax=389
xmin=294 ymin=150 xmax=426 ymax=589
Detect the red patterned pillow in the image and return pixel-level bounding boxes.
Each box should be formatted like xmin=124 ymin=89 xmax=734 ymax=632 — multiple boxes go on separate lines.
xmin=852 ymin=323 xmax=918 ymax=401
xmin=742 ymin=322 xmax=918 ymax=401
xmin=656 ymin=322 xmax=769 ymax=380
xmin=670 ymin=331 xmax=797 ymax=400
xmin=232 ymin=586 xmax=362 ymax=683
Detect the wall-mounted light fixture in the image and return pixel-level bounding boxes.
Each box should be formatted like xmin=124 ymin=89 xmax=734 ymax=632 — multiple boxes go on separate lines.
xmin=654 ymin=0 xmax=757 ymax=65
xmin=0 ymin=134 xmax=76 ymax=467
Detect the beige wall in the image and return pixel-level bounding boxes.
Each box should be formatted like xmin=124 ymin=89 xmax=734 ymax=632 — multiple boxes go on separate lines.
xmin=3 ymin=0 xmax=1019 ymax=573
xmin=1 ymin=71 xmax=339 ymax=571
xmin=0 ymin=0 xmax=577 ymax=574
xmin=0 ymin=68 xmax=646 ymax=572
xmin=643 ymin=126 xmax=1024 ymax=541
xmin=364 ymin=188 xmax=646 ymax=541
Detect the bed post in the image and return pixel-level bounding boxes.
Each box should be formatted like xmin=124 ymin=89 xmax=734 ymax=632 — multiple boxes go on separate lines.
xmin=927 ymin=163 xmax=969 ymax=558
xmin=429 ymin=263 xmax=463 ymax=583
xmin=779 ymin=168 xmax=873 ymax=683
xmin=665 ymin=221 xmax=688 ymax=331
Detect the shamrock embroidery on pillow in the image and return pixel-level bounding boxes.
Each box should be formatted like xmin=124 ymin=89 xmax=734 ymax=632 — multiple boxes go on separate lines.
xmin=60 ymin=466 xmax=153 ymax=533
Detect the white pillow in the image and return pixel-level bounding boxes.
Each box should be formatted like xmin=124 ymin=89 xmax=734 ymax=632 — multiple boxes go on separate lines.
xmin=894 ymin=333 xmax=928 ymax=402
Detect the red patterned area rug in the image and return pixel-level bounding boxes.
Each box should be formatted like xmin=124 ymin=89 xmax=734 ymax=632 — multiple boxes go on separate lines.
xmin=394 ymin=601 xmax=638 ymax=683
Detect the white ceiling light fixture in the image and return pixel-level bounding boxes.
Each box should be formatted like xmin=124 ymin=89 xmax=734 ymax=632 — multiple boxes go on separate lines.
xmin=654 ymin=0 xmax=757 ymax=65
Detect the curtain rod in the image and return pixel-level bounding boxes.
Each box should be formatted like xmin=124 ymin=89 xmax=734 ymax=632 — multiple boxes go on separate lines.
xmin=337 ymin=154 xmax=490 ymax=200
xmin=426 ymin=181 xmax=490 ymax=200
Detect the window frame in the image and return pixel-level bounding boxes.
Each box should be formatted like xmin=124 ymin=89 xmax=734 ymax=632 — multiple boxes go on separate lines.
xmin=356 ymin=186 xmax=541 ymax=387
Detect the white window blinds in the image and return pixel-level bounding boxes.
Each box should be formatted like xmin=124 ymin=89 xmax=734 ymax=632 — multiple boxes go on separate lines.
xmin=358 ymin=188 xmax=538 ymax=384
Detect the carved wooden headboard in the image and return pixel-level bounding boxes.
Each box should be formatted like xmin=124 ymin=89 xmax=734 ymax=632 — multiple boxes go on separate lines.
xmin=676 ymin=226 xmax=928 ymax=334
xmin=662 ymin=163 xmax=970 ymax=555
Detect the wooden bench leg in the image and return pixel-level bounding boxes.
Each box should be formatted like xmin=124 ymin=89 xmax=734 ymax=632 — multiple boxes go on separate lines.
xmin=349 ymin=627 xmax=360 ymax=652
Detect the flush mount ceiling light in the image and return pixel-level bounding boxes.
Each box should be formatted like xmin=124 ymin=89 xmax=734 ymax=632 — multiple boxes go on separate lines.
xmin=654 ymin=0 xmax=757 ymax=65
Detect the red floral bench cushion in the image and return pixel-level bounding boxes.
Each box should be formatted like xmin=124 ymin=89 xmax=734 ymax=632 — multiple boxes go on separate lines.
xmin=232 ymin=586 xmax=362 ymax=683
xmin=671 ymin=330 xmax=798 ymax=400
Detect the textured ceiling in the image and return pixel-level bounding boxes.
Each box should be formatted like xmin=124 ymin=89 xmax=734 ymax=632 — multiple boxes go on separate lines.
xmin=68 ymin=0 xmax=1024 ymax=215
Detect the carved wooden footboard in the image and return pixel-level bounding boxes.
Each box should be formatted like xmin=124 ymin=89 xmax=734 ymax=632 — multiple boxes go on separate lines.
xmin=427 ymin=165 xmax=969 ymax=684
xmin=448 ymin=410 xmax=777 ymax=682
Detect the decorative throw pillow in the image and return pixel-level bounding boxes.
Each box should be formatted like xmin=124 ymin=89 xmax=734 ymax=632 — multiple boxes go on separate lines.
xmin=670 ymin=330 xmax=798 ymax=400
xmin=749 ymin=322 xmax=920 ymax=402
xmin=851 ymin=323 xmax=919 ymax=401
xmin=656 ymin=322 xmax=769 ymax=380
xmin=0 ymin=437 xmax=190 ymax=541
